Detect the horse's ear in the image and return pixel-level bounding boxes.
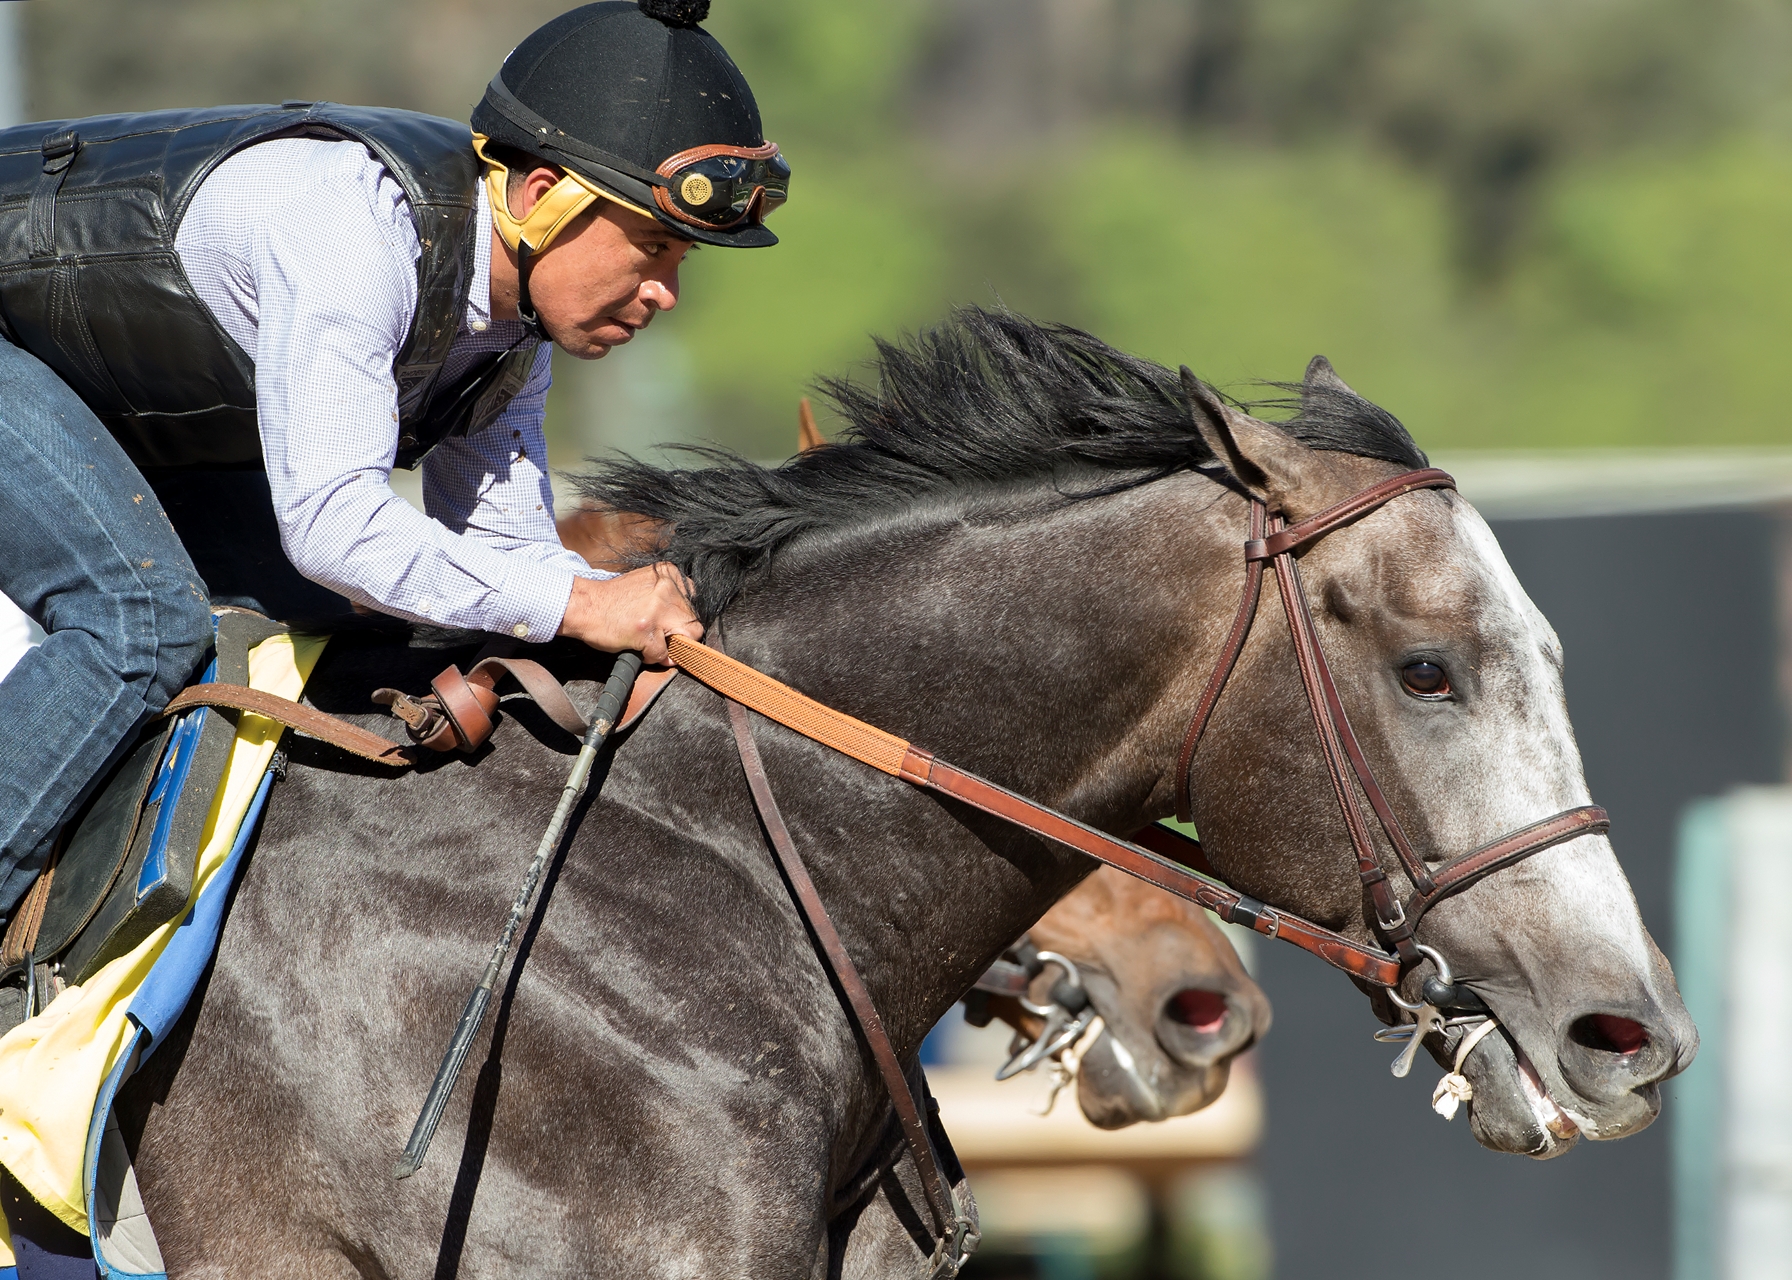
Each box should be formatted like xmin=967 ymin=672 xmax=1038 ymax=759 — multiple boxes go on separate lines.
xmin=1181 ymin=366 xmax=1333 ymax=511
xmin=797 ymin=396 xmax=826 ymax=453
xmin=1302 ymin=355 xmax=1357 ymax=399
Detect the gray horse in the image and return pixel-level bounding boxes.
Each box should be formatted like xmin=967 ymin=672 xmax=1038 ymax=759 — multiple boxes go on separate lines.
xmin=119 ymin=309 xmax=1694 ymax=1277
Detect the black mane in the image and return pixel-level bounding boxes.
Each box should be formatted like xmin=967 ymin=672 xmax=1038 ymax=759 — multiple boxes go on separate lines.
xmin=569 ymin=308 xmax=1426 ymax=621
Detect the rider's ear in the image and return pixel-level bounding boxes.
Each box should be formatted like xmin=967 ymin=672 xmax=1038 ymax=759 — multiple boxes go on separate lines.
xmin=1181 ymin=366 xmax=1333 ymax=513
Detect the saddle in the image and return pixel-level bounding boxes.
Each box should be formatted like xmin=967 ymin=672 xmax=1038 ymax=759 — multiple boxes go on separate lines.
xmin=0 ymin=619 xmax=675 ymax=1035
xmin=0 ymin=612 xmax=287 ymax=1031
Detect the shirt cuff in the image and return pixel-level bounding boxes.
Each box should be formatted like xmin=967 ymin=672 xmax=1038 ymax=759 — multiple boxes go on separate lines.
xmin=494 ymin=558 xmax=579 ymax=643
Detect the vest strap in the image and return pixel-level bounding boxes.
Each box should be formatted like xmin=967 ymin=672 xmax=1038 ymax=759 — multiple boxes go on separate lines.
xmin=28 ymin=130 xmax=78 ymax=260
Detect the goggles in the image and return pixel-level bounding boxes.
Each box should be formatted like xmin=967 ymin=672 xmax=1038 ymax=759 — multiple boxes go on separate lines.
xmin=653 ymin=142 xmax=790 ymax=232
xmin=472 ymin=133 xmax=787 ymax=254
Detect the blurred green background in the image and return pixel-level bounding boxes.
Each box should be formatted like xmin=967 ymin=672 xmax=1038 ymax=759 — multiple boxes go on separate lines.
xmin=26 ymin=0 xmax=1792 ymax=465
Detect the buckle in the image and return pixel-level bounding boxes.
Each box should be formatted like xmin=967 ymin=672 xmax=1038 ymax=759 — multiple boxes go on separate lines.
xmin=928 ymin=1215 xmax=980 ymax=1280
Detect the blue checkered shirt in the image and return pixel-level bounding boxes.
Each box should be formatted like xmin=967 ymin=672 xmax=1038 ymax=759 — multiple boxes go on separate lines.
xmin=175 ymin=136 xmax=608 ymax=641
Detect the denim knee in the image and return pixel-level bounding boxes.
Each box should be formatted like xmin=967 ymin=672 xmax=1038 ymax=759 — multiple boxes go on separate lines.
xmin=143 ymin=584 xmax=214 ymax=712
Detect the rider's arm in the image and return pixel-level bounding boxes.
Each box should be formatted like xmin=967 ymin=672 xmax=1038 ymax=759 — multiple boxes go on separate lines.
xmin=180 ymin=139 xmax=586 ymax=641
xmin=418 ymin=345 xmax=600 ymax=580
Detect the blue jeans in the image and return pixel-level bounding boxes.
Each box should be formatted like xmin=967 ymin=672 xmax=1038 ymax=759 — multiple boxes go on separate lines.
xmin=0 ymin=341 xmax=212 ymax=916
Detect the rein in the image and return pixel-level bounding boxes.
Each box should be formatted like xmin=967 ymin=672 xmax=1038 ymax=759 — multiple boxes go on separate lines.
xmin=661 ymin=468 xmax=1609 ymax=1269
xmin=667 ymin=466 xmax=1611 ymax=991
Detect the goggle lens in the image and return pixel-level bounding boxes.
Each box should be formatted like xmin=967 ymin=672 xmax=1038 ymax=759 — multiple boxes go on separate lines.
xmin=660 ymin=146 xmax=790 ymax=230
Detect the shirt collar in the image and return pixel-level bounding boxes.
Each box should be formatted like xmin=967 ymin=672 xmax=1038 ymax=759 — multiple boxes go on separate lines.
xmin=466 ymin=179 xmax=494 ymax=334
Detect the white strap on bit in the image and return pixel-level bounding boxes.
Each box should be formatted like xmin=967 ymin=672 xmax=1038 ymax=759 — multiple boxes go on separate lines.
xmin=1432 ymin=1017 xmax=1502 ymax=1119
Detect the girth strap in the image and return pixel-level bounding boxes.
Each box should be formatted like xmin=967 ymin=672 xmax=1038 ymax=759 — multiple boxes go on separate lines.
xmin=727 ymin=700 xmax=975 ymax=1276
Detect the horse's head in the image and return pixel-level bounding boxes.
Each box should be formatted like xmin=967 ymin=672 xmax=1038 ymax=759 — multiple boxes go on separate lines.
xmin=1026 ymin=866 xmax=1270 ymax=1128
xmin=1181 ymin=358 xmax=1697 ymax=1158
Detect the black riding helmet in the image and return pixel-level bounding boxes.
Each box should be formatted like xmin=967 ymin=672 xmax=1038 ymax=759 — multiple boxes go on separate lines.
xmin=471 ymin=0 xmax=785 ymax=251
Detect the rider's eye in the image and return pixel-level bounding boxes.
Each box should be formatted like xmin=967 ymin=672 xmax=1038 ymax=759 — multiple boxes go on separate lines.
xmin=1401 ymin=661 xmax=1449 ymax=697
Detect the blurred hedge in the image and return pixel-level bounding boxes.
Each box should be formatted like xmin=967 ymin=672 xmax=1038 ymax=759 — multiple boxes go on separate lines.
xmin=22 ymin=0 xmax=1792 ymax=460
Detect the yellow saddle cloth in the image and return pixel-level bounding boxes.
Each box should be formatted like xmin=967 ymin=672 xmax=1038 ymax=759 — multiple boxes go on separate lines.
xmin=0 ymin=632 xmax=326 ymax=1272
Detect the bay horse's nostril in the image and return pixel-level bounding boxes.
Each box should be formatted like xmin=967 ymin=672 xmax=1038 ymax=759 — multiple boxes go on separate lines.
xmin=1571 ymin=1013 xmax=1649 ymax=1056
xmin=1166 ymin=989 xmax=1228 ymax=1035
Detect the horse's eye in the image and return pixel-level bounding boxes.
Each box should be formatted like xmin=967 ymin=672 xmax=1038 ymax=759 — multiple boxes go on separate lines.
xmin=1402 ymin=661 xmax=1449 ymax=696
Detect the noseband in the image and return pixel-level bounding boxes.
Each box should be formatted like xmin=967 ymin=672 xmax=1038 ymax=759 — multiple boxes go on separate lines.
xmin=1171 ymin=468 xmax=1609 ymax=966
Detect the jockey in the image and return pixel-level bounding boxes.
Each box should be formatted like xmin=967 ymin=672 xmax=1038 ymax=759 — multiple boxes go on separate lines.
xmin=0 ymin=0 xmax=781 ymax=920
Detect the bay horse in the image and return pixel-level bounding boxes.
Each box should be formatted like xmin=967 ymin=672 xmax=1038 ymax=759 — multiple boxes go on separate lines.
xmin=975 ymin=865 xmax=1270 ymax=1129
xmin=117 ymin=309 xmax=1694 ymax=1277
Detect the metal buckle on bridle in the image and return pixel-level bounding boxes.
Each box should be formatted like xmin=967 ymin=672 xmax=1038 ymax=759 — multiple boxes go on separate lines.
xmin=927 ymin=1197 xmax=981 ymax=1280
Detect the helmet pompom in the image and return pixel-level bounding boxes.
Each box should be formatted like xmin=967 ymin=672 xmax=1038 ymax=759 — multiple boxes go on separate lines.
xmin=638 ymin=0 xmax=710 ymax=26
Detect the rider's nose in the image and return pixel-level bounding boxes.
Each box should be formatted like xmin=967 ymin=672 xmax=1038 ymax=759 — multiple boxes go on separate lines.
xmin=641 ymin=278 xmax=677 ymax=312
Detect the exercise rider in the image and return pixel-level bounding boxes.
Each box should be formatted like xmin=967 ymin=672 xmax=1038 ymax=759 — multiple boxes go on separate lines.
xmin=0 ymin=0 xmax=786 ymax=922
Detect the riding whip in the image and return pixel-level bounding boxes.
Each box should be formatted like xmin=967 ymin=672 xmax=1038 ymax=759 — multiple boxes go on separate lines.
xmin=393 ymin=650 xmax=644 ymax=1179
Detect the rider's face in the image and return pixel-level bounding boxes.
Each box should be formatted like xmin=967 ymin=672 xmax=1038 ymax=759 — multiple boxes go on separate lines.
xmin=509 ymin=169 xmax=695 ymax=360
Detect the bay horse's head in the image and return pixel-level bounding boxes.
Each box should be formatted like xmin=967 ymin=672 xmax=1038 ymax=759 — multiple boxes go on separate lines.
xmin=1023 ymin=866 xmax=1270 ymax=1128
xmin=1181 ymin=358 xmax=1697 ymax=1157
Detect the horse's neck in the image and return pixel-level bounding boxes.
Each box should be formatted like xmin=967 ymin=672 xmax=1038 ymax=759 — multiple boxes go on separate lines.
xmin=712 ymin=475 xmax=1244 ymax=1052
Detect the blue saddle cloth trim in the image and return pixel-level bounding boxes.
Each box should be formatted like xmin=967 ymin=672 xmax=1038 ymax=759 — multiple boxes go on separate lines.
xmin=129 ymin=767 xmax=273 ymax=1052
xmin=81 ymin=1028 xmax=140 ymax=1279
xmin=79 ymin=766 xmax=275 ymax=1279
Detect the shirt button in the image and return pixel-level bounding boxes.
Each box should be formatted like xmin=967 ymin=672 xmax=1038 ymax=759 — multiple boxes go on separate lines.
xmin=471 ymin=320 xmax=489 ymax=332
xmin=513 ymin=622 xmax=530 ymax=638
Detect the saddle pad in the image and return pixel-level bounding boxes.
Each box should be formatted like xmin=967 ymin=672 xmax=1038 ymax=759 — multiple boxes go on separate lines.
xmin=0 ymin=631 xmax=327 ymax=1278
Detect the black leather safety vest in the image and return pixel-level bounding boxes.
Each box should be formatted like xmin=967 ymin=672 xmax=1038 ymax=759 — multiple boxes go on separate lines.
xmin=0 ymin=101 xmax=538 ymax=471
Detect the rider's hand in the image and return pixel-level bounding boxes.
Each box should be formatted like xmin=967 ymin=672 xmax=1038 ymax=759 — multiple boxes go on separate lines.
xmin=557 ymin=563 xmax=703 ymax=664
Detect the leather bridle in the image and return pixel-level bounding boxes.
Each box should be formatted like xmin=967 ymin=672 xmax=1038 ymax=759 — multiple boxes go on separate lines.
xmin=662 ymin=465 xmax=1609 ymax=997
xmin=655 ymin=466 xmax=1611 ymax=1276
xmin=1170 ymin=467 xmax=1609 ymax=965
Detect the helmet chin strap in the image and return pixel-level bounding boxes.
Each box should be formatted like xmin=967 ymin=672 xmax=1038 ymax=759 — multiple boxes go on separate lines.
xmin=474 ymin=132 xmax=642 ymax=345
xmin=514 ymin=242 xmax=549 ymax=343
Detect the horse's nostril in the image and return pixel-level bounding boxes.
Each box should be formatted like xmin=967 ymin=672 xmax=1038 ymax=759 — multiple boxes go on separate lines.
xmin=1572 ymin=1013 xmax=1649 ymax=1056
xmin=1166 ymin=989 xmax=1228 ymax=1034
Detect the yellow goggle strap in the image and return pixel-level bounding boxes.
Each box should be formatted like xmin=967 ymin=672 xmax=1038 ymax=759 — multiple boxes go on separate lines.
xmin=471 ymin=134 xmax=654 ymax=255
